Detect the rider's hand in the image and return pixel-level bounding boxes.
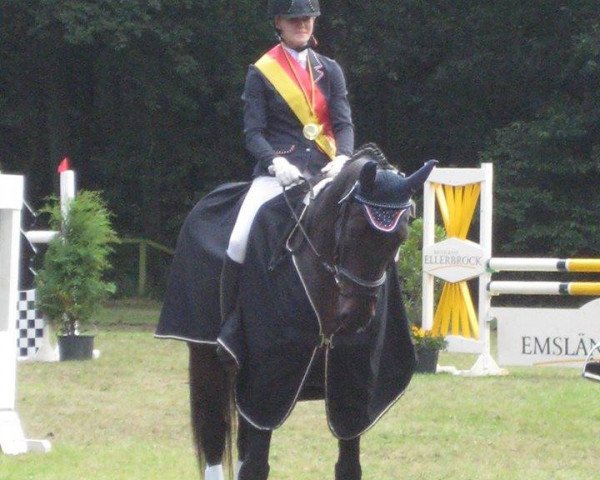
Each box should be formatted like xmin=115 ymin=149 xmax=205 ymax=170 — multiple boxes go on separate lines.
xmin=270 ymin=156 xmax=302 ymax=186
xmin=321 ymin=155 xmax=350 ymax=178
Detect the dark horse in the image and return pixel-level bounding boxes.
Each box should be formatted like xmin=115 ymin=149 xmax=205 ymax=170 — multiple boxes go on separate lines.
xmin=156 ymin=145 xmax=437 ymax=480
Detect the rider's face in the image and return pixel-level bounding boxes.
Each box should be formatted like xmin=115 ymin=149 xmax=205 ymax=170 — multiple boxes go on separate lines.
xmin=275 ymin=16 xmax=315 ymax=49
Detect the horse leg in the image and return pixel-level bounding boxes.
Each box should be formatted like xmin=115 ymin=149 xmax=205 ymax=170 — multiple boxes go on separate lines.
xmin=189 ymin=343 xmax=231 ymax=479
xmin=235 ymin=414 xmax=249 ymax=477
xmin=335 ymin=436 xmax=362 ymax=480
xmin=237 ymin=417 xmax=272 ymax=480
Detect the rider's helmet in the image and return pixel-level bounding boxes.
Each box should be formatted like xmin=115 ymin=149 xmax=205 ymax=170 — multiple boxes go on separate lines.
xmin=268 ymin=0 xmax=321 ymax=19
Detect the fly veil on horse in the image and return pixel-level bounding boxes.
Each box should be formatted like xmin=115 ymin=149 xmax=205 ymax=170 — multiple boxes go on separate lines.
xmin=156 ymin=144 xmax=437 ymax=480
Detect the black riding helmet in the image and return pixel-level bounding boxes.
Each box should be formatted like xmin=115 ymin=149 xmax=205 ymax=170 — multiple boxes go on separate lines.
xmin=268 ymin=0 xmax=321 ymax=18
xmin=269 ymin=0 xmax=321 ymax=49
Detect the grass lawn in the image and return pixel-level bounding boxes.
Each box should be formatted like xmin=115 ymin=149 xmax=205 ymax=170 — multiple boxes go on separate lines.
xmin=1 ymin=301 xmax=599 ymax=479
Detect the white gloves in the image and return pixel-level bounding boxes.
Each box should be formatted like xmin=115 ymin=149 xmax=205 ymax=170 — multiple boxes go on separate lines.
xmin=321 ymin=155 xmax=350 ymax=177
xmin=269 ymin=154 xmax=349 ymax=186
xmin=270 ymin=156 xmax=302 ymax=186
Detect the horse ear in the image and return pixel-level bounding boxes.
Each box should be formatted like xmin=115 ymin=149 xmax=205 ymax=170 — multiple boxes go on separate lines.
xmin=359 ymin=161 xmax=377 ymax=194
xmin=405 ymin=159 xmax=438 ymax=192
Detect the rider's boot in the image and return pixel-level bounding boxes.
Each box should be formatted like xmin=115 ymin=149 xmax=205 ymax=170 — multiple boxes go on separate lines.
xmin=220 ymin=255 xmax=242 ymax=325
xmin=217 ymin=255 xmax=242 ymax=369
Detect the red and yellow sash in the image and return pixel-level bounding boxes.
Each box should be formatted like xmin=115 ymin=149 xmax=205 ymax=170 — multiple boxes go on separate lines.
xmin=255 ymin=44 xmax=336 ymax=160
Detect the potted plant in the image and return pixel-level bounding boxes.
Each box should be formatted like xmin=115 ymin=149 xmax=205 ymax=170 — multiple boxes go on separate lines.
xmin=35 ymin=191 xmax=118 ymax=360
xmin=410 ymin=325 xmax=448 ymax=373
xmin=397 ymin=218 xmax=446 ymax=321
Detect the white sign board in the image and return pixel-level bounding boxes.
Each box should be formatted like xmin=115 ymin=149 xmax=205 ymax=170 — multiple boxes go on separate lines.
xmin=422 ymin=237 xmax=486 ymax=283
xmin=494 ymin=298 xmax=600 ymax=366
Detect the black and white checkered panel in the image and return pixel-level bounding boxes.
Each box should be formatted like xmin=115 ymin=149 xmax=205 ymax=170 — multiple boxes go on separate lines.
xmin=16 ymin=289 xmax=46 ymax=359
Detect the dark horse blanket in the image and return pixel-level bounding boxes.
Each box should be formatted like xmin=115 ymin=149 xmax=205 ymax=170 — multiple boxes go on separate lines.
xmin=156 ymin=182 xmax=416 ymax=439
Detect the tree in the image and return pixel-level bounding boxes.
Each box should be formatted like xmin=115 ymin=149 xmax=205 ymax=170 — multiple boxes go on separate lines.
xmin=2 ymin=0 xmax=599 ymax=266
xmin=481 ymin=7 xmax=600 ymax=256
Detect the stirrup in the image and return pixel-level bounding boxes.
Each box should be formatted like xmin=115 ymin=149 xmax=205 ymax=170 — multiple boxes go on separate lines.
xmin=582 ymin=344 xmax=600 ymax=383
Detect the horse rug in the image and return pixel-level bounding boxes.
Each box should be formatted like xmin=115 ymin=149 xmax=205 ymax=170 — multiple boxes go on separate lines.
xmin=156 ymin=182 xmax=416 ymax=439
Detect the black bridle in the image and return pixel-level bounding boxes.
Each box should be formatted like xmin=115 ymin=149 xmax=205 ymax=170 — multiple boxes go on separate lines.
xmin=284 ymin=179 xmax=410 ymax=299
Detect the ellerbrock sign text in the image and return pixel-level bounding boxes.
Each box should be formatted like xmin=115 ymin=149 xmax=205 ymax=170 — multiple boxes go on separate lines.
xmin=494 ymin=299 xmax=600 ymax=366
xmin=422 ymin=237 xmax=486 ymax=283
xmin=423 ymin=253 xmax=482 ymax=267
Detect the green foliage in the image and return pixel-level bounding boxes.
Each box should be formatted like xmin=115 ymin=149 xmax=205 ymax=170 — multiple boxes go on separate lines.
xmin=397 ymin=218 xmax=445 ymax=325
xmin=35 ymin=191 xmax=119 ymax=335
xmin=478 ymin=5 xmax=600 ymax=256
xmin=481 ymin=100 xmax=600 ymax=256
xmin=1 ymin=1 xmax=599 ymax=270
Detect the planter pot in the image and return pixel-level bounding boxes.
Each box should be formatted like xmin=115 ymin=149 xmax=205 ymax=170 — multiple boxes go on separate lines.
xmin=415 ymin=346 xmax=439 ymax=374
xmin=58 ymin=335 xmax=95 ymax=361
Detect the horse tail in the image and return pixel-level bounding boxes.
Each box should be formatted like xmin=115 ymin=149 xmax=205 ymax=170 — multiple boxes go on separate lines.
xmin=224 ymin=368 xmax=237 ymax=480
xmin=188 ymin=343 xmax=237 ymax=479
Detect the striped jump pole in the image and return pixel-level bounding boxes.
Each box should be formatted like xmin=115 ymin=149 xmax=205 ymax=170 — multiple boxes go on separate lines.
xmin=487 ymin=258 xmax=600 ymax=296
xmin=488 ymin=281 xmax=600 ymax=296
xmin=488 ymin=257 xmax=600 ymax=273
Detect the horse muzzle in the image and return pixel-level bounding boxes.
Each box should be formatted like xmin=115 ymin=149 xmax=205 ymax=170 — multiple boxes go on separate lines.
xmin=328 ymin=266 xmax=385 ymax=334
xmin=334 ymin=290 xmax=378 ymax=334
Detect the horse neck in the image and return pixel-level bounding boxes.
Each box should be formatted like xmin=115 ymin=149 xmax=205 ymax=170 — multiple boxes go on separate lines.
xmin=304 ymin=159 xmax=368 ymax=257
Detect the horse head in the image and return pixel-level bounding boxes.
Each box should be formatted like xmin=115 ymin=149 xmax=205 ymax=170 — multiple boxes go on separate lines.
xmin=297 ymin=145 xmax=437 ymax=338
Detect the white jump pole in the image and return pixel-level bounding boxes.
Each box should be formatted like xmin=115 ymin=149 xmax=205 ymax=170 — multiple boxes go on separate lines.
xmin=0 ymin=174 xmax=51 ymax=455
xmin=60 ymin=169 xmax=75 ymax=219
xmin=488 ymin=281 xmax=600 ymax=296
xmin=488 ymin=257 xmax=600 ymax=273
xmin=23 ymin=230 xmax=58 ymax=244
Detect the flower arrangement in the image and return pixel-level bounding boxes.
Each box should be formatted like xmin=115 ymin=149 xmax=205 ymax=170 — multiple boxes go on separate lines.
xmin=410 ymin=325 xmax=447 ymax=351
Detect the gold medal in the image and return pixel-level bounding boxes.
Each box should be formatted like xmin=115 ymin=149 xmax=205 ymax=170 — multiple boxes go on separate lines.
xmin=303 ymin=123 xmax=322 ymax=141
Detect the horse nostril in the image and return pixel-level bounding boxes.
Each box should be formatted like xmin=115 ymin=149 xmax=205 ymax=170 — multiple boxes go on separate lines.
xmin=336 ymin=296 xmax=376 ymax=334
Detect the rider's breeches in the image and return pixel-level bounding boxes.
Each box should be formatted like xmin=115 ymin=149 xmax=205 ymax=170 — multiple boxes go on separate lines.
xmin=226 ymin=176 xmax=283 ymax=264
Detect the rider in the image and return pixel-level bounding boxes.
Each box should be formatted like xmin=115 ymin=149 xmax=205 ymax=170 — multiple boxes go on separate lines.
xmin=221 ymin=0 xmax=355 ymax=324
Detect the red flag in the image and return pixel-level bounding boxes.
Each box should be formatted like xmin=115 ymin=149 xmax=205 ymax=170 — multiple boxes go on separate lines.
xmin=57 ymin=157 xmax=70 ymax=173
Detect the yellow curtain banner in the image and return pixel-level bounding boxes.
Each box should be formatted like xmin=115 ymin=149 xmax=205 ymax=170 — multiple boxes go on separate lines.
xmin=431 ymin=182 xmax=481 ymax=339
